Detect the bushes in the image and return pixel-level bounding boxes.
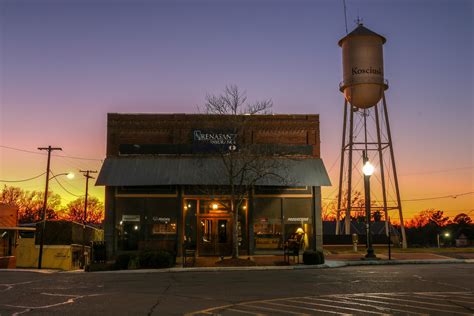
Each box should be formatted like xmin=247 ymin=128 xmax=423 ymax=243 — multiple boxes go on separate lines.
xmin=303 ymin=250 xmax=325 ymax=265
xmin=112 ymin=250 xmax=175 ymax=270
xmin=138 ymin=250 xmax=174 ymax=269
xmin=85 ymin=262 xmax=115 ymax=272
xmin=114 ymin=254 xmax=132 ymax=270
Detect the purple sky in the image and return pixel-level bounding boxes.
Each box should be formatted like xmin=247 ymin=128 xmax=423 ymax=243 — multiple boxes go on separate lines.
xmin=0 ymin=0 xmax=472 ymax=219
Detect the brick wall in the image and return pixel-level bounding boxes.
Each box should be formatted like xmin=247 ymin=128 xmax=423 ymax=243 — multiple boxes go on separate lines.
xmin=106 ymin=114 xmax=320 ymax=158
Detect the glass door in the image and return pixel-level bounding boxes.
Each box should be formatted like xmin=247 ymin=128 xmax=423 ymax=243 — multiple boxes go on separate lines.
xmin=198 ymin=216 xmax=232 ymax=256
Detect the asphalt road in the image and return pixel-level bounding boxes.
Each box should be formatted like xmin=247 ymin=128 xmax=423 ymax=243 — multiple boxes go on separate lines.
xmin=1 ymin=264 xmax=473 ymax=315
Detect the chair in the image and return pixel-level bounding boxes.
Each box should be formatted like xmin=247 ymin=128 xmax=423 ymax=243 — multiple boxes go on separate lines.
xmin=182 ymin=240 xmax=196 ymax=267
xmin=283 ymin=233 xmax=304 ymax=264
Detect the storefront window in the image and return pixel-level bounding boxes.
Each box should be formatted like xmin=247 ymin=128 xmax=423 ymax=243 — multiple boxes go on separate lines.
xmin=119 ymin=214 xmax=141 ymax=250
xmin=283 ymin=198 xmax=312 ymax=250
xmin=218 ymin=220 xmax=227 ymax=243
xmin=152 ymin=221 xmax=176 ymax=235
xmin=199 ymin=200 xmax=231 ymax=214
xmin=184 ymin=199 xmax=197 ymax=248
xmin=254 ymin=220 xmax=282 ymax=249
xmin=253 ymin=198 xmax=283 ymax=250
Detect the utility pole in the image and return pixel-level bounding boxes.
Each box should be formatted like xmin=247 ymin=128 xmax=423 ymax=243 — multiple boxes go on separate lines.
xmin=38 ymin=146 xmax=62 ymax=269
xmin=80 ymin=169 xmax=97 ymax=268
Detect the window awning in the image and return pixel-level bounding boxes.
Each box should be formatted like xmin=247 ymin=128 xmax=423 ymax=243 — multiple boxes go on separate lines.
xmin=95 ymin=157 xmax=331 ymax=187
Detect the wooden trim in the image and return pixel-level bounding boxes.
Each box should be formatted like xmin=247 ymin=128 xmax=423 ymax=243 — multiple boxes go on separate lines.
xmin=115 ymin=193 xmax=178 ymax=198
xmin=253 ymin=194 xmax=313 ymax=198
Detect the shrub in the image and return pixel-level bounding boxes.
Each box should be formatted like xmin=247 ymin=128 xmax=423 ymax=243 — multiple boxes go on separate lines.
xmin=303 ymin=250 xmax=325 ymax=265
xmin=138 ymin=250 xmax=174 ymax=269
xmin=85 ymin=262 xmax=114 ymax=272
xmin=128 ymin=255 xmax=140 ymax=269
xmin=114 ymin=254 xmax=132 ymax=270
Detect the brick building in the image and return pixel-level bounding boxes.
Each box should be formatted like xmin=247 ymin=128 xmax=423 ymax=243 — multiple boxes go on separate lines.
xmin=96 ymin=114 xmax=330 ymax=258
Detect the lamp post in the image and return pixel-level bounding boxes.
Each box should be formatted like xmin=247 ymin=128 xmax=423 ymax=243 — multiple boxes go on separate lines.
xmin=362 ymin=152 xmax=376 ymax=259
xmin=37 ymin=170 xmax=74 ymax=269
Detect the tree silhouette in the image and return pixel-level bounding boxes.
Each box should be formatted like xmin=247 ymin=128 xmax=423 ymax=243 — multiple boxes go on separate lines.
xmin=453 ymin=213 xmax=472 ymax=225
xmin=1 ymin=186 xmax=60 ymax=223
xmin=62 ymin=196 xmax=104 ymax=224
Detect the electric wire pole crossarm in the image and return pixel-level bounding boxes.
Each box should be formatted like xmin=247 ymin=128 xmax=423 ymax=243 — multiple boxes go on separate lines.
xmin=80 ymin=169 xmax=97 ymax=268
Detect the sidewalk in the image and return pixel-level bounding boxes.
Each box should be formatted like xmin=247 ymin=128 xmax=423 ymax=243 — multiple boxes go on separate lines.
xmin=2 ymin=251 xmax=473 ymax=274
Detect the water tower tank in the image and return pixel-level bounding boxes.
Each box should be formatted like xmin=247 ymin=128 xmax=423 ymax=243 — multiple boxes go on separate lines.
xmin=339 ymin=24 xmax=388 ymax=109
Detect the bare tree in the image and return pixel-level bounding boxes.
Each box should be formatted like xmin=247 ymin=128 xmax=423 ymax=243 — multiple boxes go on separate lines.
xmin=61 ymin=196 xmax=104 ymax=224
xmin=1 ymin=185 xmax=60 ymax=223
xmin=199 ymin=85 xmax=289 ymax=259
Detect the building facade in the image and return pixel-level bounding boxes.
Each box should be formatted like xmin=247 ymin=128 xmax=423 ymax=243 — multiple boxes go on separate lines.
xmin=97 ymin=114 xmax=331 ymax=258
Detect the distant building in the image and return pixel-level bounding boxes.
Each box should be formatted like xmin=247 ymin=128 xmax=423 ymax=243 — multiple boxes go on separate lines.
xmin=16 ymin=220 xmax=104 ymax=270
xmin=0 ymin=203 xmax=35 ymax=268
xmin=96 ymin=114 xmax=331 ymax=258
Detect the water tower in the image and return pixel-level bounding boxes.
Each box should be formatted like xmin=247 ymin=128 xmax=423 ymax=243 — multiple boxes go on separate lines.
xmin=336 ymin=23 xmax=407 ymax=248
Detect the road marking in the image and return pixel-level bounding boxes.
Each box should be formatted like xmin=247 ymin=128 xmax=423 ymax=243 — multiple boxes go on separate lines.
xmin=240 ymin=303 xmax=310 ymax=315
xmin=394 ymin=292 xmax=474 ymax=306
xmin=364 ymin=294 xmax=469 ymax=308
xmin=226 ymin=308 xmax=266 ymax=315
xmin=299 ymin=297 xmax=390 ymax=315
xmin=337 ymin=295 xmax=472 ymax=315
xmin=261 ymin=301 xmax=349 ymax=315
xmin=188 ymin=291 xmax=474 ymax=316
xmin=4 ymin=293 xmax=104 ymax=310
xmin=41 ymin=292 xmax=80 ymax=297
xmin=313 ymin=297 xmax=425 ymax=315
xmin=0 ymin=280 xmax=37 ymax=292
xmin=284 ymin=298 xmax=386 ymax=315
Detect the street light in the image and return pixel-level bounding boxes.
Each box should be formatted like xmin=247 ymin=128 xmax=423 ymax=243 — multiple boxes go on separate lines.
xmin=37 ymin=171 xmax=74 ymax=269
xmin=437 ymin=232 xmax=451 ymax=248
xmin=362 ymin=153 xmax=377 ymax=259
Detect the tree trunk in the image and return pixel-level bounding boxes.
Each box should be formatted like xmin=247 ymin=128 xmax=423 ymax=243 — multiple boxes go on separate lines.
xmin=231 ymin=191 xmax=239 ymax=259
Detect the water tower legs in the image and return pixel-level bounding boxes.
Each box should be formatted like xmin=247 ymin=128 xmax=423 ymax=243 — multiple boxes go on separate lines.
xmin=381 ymin=93 xmax=407 ymax=249
xmin=335 ymin=93 xmax=407 ymax=249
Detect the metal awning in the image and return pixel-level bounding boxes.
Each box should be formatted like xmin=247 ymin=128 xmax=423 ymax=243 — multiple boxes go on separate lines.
xmin=96 ymin=157 xmax=331 ymax=187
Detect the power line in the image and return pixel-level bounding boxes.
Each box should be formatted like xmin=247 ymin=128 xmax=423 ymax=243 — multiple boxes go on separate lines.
xmin=50 ymin=171 xmax=83 ymax=198
xmin=322 ymin=191 xmax=474 ymax=202
xmin=0 ymin=172 xmax=46 ymax=183
xmin=402 ymin=191 xmax=473 ymax=202
xmin=400 ymin=166 xmax=473 ymax=176
xmin=0 ymin=145 xmax=103 ymax=162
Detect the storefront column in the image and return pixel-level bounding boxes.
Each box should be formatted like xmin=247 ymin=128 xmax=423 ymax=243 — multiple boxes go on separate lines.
xmin=312 ymin=186 xmax=323 ymax=251
xmin=105 ymin=186 xmax=116 ymax=259
xmin=248 ymin=190 xmax=254 ymax=255
xmin=176 ymin=186 xmax=183 ymax=257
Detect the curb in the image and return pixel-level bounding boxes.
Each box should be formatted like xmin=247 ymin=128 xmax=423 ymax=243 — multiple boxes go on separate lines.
xmin=0 ymin=268 xmax=59 ymax=274
xmin=86 ymin=258 xmax=473 ymax=274
xmin=2 ymin=259 xmax=472 ymax=274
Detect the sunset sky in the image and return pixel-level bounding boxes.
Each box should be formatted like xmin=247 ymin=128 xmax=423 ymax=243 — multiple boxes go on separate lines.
xmin=0 ymin=0 xmax=472 ymax=222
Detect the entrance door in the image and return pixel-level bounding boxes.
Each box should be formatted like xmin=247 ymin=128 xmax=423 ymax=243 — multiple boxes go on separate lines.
xmin=198 ymin=216 xmax=232 ymax=256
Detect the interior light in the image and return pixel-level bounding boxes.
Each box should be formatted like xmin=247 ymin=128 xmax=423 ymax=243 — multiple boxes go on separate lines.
xmin=188 ymin=204 xmax=192 ymax=208
xmin=296 ymin=227 xmax=305 ymax=234
xmin=119 ymin=221 xmax=123 ymax=225
xmin=184 ymin=206 xmax=188 ymax=210
xmin=243 ymin=205 xmax=247 ymax=210
xmin=212 ymin=203 xmax=218 ymax=210
xmin=134 ymin=225 xmax=138 ymax=230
